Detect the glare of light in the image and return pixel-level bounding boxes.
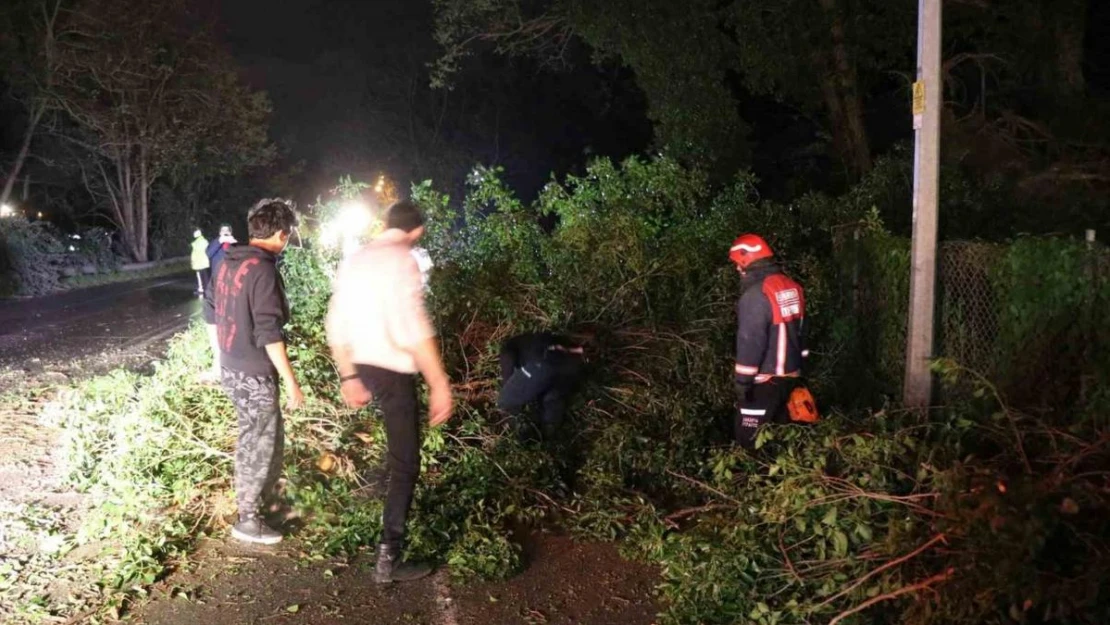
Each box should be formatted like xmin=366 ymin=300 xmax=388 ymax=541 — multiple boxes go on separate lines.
xmin=37 ymin=212 xmax=43 ymax=219
xmin=319 ymin=200 xmax=372 ymax=255
xmin=0 ymin=203 xmax=13 ymax=218
xmin=68 ymin=245 xmax=76 ymax=251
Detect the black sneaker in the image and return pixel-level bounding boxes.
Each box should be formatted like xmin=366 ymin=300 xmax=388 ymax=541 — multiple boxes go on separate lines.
xmin=231 ymin=517 xmax=283 ymax=545
xmin=374 ymin=543 xmax=432 ymax=583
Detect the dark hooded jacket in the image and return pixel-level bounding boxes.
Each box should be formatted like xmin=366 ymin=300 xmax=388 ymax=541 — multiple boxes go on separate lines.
xmin=205 ymin=244 xmax=289 ymax=376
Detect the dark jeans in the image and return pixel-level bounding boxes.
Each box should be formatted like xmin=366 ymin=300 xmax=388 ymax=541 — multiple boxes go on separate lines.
xmin=356 ymin=364 xmax=419 ymax=550
xmin=222 ymin=369 xmax=284 ymax=520
xmin=498 ymin=355 xmax=574 ymax=436
xmin=735 ymin=378 xmax=796 ymax=447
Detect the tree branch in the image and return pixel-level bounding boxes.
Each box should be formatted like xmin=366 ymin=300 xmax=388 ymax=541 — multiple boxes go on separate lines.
xmin=455 ymin=12 xmax=574 ymax=68
xmin=827 ymin=568 xmax=954 ymax=625
xmin=663 ymin=503 xmax=732 ymax=528
xmin=778 ymin=530 xmax=803 ymax=583
xmin=665 ymin=469 xmax=742 ymax=505
xmin=814 ymin=533 xmax=947 ymax=611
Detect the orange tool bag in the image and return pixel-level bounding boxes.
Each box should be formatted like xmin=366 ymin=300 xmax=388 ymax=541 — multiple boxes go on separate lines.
xmin=787 ymin=386 xmax=820 ymax=424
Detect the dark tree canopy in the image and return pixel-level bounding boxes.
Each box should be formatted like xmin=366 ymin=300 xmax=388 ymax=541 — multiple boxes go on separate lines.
xmin=433 ymin=0 xmax=1106 ymax=195
xmin=48 ymin=0 xmax=273 ymax=260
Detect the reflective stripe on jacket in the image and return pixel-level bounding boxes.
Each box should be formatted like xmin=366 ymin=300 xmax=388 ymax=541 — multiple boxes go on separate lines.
xmin=735 ymin=265 xmax=806 ymax=385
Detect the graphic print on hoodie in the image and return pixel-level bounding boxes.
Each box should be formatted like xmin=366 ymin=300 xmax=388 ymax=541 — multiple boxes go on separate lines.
xmin=206 ymin=244 xmax=289 ymax=377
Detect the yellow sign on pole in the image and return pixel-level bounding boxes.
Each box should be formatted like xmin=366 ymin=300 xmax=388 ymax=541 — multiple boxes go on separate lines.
xmin=912 ymin=81 xmax=926 ymax=116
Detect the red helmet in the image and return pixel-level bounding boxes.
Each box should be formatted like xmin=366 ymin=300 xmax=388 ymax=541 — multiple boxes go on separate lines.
xmin=729 ymin=233 xmax=774 ymax=268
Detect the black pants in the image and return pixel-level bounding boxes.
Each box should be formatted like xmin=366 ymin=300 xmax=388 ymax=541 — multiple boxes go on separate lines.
xmin=735 ymin=378 xmax=795 ymax=447
xmin=356 ymin=364 xmax=419 ymax=550
xmin=498 ymin=353 xmax=574 ymax=437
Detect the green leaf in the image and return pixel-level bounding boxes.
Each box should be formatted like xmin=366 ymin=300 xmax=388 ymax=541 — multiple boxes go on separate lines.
xmin=286 ymin=604 xmax=301 ymax=613
xmin=821 ymin=507 xmax=838 ymax=526
xmin=794 ymin=516 xmax=807 ymax=533
xmin=832 ymin=530 xmax=849 ymax=556
xmin=854 ymin=523 xmax=873 ymax=541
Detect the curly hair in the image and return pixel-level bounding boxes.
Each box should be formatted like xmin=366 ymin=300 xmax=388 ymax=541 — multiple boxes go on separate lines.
xmin=247 ymin=199 xmax=298 ymax=240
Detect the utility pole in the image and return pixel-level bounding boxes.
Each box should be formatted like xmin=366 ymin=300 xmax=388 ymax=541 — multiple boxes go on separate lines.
xmin=903 ymin=0 xmax=942 ymax=408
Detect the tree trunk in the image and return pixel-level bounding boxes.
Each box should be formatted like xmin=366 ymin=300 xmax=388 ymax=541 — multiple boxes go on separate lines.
xmin=95 ymin=146 xmax=149 ymax=262
xmin=124 ymin=195 xmax=140 ymax=261
xmin=1052 ymin=0 xmax=1086 ymax=98
xmin=0 ymin=105 xmax=45 ymax=208
xmin=816 ymin=0 xmax=872 ymax=182
xmin=116 ymin=147 xmax=145 ymax=262
xmin=138 ymin=145 xmax=149 ymax=261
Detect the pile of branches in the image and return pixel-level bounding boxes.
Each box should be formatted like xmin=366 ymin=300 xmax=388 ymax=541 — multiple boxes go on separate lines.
xmin=22 ymin=158 xmax=1109 ymax=624
xmin=0 ymin=218 xmax=125 ymax=296
xmin=0 ymin=217 xmax=69 ymax=296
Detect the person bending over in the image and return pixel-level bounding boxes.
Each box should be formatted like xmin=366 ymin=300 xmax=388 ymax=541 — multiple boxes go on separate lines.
xmin=497 ymin=332 xmax=585 ymax=441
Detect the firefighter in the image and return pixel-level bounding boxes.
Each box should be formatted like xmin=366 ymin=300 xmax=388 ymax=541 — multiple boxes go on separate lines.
xmin=497 ymin=332 xmax=586 ymax=441
xmin=730 ymin=234 xmax=807 ymax=447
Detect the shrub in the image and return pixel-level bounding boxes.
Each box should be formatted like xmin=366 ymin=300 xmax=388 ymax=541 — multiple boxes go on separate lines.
xmin=0 ymin=217 xmax=69 ymax=296
xmin=70 ymin=227 xmax=123 ymax=273
xmin=18 ymin=157 xmax=1107 ymax=625
xmin=0 ymin=219 xmax=127 ymax=296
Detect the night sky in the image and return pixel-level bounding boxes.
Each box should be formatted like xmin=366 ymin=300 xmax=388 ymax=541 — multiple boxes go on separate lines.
xmin=3 ymin=0 xmax=1108 ymax=215
xmin=219 ymin=0 xmax=651 ymax=204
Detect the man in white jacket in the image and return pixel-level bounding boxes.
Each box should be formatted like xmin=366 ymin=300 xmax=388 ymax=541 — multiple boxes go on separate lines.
xmin=326 ymin=199 xmax=453 ymax=584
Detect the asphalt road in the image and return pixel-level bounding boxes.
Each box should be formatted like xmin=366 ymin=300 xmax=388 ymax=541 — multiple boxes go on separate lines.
xmin=0 ymin=273 xmax=201 ymax=376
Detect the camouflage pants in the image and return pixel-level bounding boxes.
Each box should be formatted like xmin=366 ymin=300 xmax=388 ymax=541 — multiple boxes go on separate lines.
xmin=221 ymin=369 xmax=284 ymax=519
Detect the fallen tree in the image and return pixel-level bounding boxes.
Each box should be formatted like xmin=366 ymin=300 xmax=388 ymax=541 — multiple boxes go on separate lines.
xmin=6 ymin=158 xmax=1106 ymax=624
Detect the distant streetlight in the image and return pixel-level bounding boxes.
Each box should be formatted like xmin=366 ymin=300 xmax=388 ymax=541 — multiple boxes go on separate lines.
xmin=37 ymin=211 xmax=44 ymax=219
xmin=0 ymin=203 xmax=14 ymax=218
xmin=372 ymin=174 xmax=400 ymax=206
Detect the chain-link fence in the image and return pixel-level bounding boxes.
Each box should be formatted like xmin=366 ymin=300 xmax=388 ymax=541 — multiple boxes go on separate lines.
xmin=937 ymin=241 xmax=1006 ymax=376
xmin=832 ymin=230 xmax=1108 ymax=404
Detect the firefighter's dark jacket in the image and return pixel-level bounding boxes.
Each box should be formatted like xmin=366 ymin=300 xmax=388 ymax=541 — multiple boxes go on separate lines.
xmin=734 ymin=262 xmax=806 ymax=385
